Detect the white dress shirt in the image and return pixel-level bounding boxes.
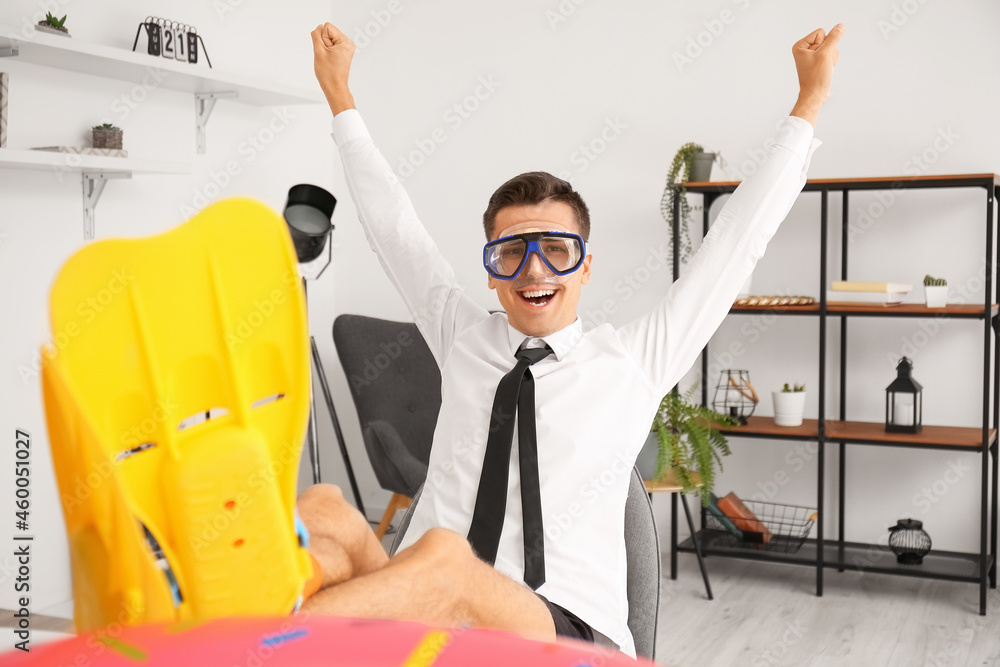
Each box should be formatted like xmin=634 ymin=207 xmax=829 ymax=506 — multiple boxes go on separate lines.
xmin=332 ymin=109 xmax=818 ymax=657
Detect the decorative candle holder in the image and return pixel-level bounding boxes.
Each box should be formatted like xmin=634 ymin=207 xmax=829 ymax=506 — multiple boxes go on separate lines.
xmin=886 ymin=357 xmax=922 ymax=434
xmin=712 ymin=370 xmax=758 ymax=425
xmin=888 ymin=518 xmax=931 ymax=564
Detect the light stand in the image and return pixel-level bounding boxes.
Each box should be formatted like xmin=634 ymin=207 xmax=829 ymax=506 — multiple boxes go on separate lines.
xmin=284 ymin=184 xmax=366 ymax=517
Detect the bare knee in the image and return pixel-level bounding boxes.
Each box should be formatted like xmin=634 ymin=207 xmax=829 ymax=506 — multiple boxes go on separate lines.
xmin=405 ymin=529 xmax=477 ymax=608
xmin=413 ymin=528 xmax=473 ymax=562
xmin=297 ymin=484 xmax=350 ymax=527
xmin=298 ymin=483 xmax=344 ymax=512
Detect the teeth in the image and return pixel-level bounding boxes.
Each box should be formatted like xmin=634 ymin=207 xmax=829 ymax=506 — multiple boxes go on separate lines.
xmin=521 ymin=290 xmax=555 ymax=298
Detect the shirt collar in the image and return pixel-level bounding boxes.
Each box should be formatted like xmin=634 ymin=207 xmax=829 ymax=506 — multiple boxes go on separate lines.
xmin=505 ymin=317 xmax=583 ymax=362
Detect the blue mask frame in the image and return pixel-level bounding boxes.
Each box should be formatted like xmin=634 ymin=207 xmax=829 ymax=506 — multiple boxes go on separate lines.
xmin=483 ymin=231 xmax=586 ymax=280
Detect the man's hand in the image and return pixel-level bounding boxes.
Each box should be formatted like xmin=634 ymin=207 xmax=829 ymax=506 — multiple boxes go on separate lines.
xmin=789 ymin=24 xmax=845 ymax=127
xmin=312 ymin=22 xmax=356 ymax=116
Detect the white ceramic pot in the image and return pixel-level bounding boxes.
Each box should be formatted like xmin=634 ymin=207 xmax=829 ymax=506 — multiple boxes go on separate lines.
xmin=924 ymin=285 xmax=947 ymax=308
xmin=690 ymin=152 xmax=715 ymax=182
xmin=772 ymin=390 xmax=806 ymax=427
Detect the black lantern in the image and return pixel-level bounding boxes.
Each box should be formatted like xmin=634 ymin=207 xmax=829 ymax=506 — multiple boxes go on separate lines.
xmin=888 ymin=518 xmax=931 ymax=564
xmin=885 ymin=357 xmax=922 ymax=433
xmin=712 ymin=370 xmax=758 ymax=425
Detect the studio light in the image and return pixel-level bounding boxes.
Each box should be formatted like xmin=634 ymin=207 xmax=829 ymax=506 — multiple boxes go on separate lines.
xmin=284 ymin=184 xmax=366 ymax=516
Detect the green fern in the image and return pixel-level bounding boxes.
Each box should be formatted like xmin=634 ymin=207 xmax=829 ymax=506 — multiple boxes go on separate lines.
xmin=652 ymin=382 xmax=738 ymax=506
xmin=659 ymin=143 xmax=704 ymax=270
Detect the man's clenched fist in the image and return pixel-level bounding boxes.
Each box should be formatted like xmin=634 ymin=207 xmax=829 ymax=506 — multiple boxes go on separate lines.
xmin=312 ymin=22 xmax=356 ymax=115
xmin=790 ymin=24 xmax=845 ymax=126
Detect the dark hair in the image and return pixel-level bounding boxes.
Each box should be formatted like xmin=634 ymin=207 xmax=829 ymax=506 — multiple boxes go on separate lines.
xmin=482 ymin=171 xmax=591 ymax=241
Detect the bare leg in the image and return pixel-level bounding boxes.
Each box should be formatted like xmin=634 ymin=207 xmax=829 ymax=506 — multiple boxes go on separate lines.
xmin=297 ymin=484 xmax=389 ymax=587
xmin=300 ymin=527 xmax=556 ymax=642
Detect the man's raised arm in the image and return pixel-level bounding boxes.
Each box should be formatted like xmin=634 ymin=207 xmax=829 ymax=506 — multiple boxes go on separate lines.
xmin=312 ymin=23 xmax=488 ymax=364
xmin=616 ymin=25 xmax=845 ymax=395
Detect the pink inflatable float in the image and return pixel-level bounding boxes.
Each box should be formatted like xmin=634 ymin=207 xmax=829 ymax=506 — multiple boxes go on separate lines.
xmin=0 ymin=615 xmax=655 ymax=666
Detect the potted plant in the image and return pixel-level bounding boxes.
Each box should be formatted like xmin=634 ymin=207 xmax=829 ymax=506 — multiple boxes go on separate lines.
xmin=92 ymin=123 xmax=123 ymax=150
xmin=660 ymin=142 xmax=716 ymax=271
xmin=772 ymin=383 xmax=806 ymax=427
xmin=923 ymin=274 xmax=947 ymax=308
xmin=37 ymin=12 xmax=70 ymax=36
xmin=637 ymin=383 xmax=738 ymax=505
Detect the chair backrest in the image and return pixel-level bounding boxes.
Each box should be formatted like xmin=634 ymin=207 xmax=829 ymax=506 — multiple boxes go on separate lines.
xmin=332 ymin=315 xmax=440 ymax=497
xmin=390 ymin=467 xmax=660 ymax=660
xmin=41 ymin=198 xmax=313 ymax=631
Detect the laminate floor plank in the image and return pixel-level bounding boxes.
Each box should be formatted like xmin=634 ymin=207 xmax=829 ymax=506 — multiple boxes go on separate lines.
xmin=658 ymin=556 xmax=1000 ymax=666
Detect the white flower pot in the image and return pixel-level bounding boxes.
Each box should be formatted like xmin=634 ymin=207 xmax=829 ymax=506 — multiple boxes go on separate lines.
xmin=690 ymin=152 xmax=715 ymax=182
xmin=924 ymin=285 xmax=947 ymax=308
xmin=772 ymin=390 xmax=806 ymax=427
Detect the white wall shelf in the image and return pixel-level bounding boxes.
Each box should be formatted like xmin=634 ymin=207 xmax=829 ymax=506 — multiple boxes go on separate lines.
xmin=0 ymin=147 xmax=189 ymax=175
xmin=0 ymin=24 xmax=323 ymax=106
xmin=0 ymin=24 xmax=324 ymax=153
xmin=0 ymin=24 xmax=320 ymax=238
xmin=0 ymin=148 xmax=190 ymax=239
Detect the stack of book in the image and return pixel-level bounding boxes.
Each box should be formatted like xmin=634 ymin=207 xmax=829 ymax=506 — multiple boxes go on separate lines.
xmin=828 ymin=280 xmax=912 ymax=306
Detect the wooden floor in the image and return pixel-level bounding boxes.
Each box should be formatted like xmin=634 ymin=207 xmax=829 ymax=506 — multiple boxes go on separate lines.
xmin=5 ymin=551 xmax=999 ymax=666
xmin=659 ymin=555 xmax=1000 ymax=666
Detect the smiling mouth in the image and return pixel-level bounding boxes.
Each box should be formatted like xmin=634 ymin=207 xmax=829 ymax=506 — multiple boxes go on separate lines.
xmin=518 ymin=288 xmax=557 ymax=308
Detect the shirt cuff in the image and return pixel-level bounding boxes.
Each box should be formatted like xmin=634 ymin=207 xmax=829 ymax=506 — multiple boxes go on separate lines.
xmin=330 ymin=108 xmax=370 ymax=146
xmin=776 ymin=115 xmax=820 ymax=164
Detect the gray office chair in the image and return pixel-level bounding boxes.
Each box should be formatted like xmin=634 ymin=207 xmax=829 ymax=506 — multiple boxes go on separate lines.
xmin=390 ymin=467 xmax=661 ymax=660
xmin=332 ymin=315 xmax=440 ymax=539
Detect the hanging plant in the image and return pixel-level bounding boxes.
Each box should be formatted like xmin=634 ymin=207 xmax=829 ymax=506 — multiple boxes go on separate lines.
xmin=660 ymin=142 xmax=704 ymax=270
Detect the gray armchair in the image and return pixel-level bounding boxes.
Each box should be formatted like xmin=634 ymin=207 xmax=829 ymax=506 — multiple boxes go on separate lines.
xmin=390 ymin=467 xmax=661 ymax=661
xmin=332 ymin=315 xmax=440 ymax=538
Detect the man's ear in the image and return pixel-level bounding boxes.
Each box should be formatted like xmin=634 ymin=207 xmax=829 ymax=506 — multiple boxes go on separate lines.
xmin=579 ymin=254 xmax=593 ymax=286
xmin=488 ymin=274 xmax=497 ymax=291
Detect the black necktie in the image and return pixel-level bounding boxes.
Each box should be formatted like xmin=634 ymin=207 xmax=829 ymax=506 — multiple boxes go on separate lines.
xmin=468 ymin=344 xmax=553 ymax=590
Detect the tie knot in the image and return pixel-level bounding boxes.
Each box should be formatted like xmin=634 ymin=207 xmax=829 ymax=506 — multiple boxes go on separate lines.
xmin=516 ymin=344 xmax=553 ymax=366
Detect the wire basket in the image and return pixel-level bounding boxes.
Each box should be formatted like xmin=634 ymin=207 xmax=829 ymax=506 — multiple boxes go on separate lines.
xmin=704 ymin=500 xmax=817 ymax=554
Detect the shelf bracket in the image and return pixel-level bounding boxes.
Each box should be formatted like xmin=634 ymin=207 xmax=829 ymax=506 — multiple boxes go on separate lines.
xmin=194 ymin=92 xmax=238 ymax=154
xmin=992 ymin=315 xmax=1000 ymax=337
xmin=82 ymin=172 xmax=130 ymax=240
xmin=0 ymin=36 xmax=18 ymax=58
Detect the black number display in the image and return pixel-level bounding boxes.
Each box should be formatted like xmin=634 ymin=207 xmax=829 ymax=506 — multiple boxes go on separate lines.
xmin=132 ymin=18 xmax=210 ymax=68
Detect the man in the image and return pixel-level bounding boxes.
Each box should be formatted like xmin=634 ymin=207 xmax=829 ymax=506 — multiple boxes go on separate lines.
xmin=297 ymin=20 xmax=844 ymax=658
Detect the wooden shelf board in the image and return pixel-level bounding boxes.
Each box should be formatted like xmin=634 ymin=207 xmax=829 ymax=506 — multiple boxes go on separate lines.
xmin=0 ymin=147 xmax=189 ymax=175
xmin=718 ymin=416 xmax=995 ymax=449
xmin=826 ymin=420 xmax=995 ymax=449
xmin=728 ymin=302 xmax=996 ymax=318
xmin=0 ymin=25 xmax=324 ymax=106
xmin=719 ymin=416 xmax=819 ymax=439
xmin=826 ymin=302 xmax=996 ymax=317
xmin=685 ymin=173 xmax=1000 ymax=193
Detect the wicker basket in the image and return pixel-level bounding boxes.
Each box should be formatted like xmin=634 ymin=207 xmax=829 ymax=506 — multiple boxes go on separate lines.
xmin=705 ymin=499 xmax=817 ymax=554
xmin=93 ymin=128 xmax=123 ymax=150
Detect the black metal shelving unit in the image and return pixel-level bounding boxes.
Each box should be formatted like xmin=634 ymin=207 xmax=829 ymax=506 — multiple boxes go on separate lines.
xmin=671 ymin=173 xmax=1000 ymax=614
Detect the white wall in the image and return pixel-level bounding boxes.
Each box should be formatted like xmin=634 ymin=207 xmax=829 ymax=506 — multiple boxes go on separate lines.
xmin=2 ymin=0 xmax=998 ymax=613
xmin=323 ymin=0 xmax=999 ymax=560
xmin=0 ymin=0 xmax=335 ymax=612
